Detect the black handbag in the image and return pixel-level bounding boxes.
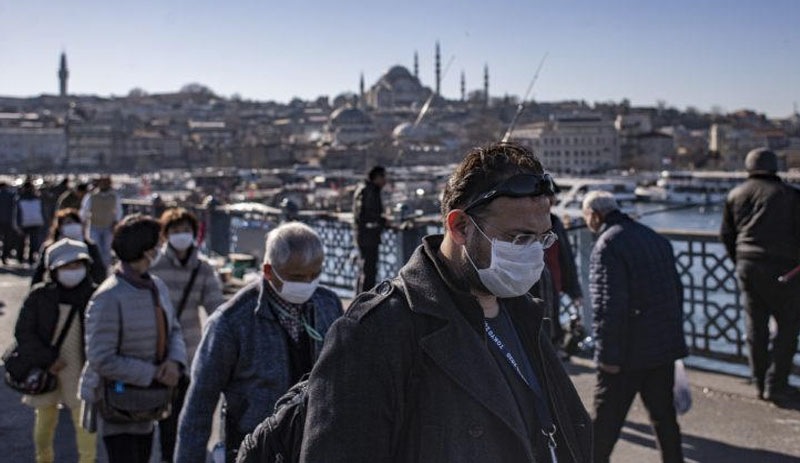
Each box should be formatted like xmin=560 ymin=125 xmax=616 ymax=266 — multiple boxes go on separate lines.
xmin=3 ymin=304 xmax=80 ymax=395
xmin=98 ymin=288 xmax=175 ymax=424
xmin=99 ymin=380 xmax=174 ymax=424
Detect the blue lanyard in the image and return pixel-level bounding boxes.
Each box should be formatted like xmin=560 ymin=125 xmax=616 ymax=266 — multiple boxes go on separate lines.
xmin=484 ymin=320 xmax=559 ymax=463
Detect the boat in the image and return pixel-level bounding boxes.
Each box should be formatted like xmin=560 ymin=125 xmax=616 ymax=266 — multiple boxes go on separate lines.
xmin=634 ymin=170 xmax=800 ymax=205
xmin=558 ymin=178 xmax=638 ymax=209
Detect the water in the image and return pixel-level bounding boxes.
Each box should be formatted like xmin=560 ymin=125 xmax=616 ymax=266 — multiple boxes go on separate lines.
xmin=635 ymin=203 xmax=724 ymax=232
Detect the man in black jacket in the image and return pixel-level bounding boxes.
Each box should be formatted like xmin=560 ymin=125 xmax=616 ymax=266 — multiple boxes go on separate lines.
xmin=583 ymin=191 xmax=687 ymax=463
xmin=352 ymin=165 xmax=388 ymax=294
xmin=720 ymin=148 xmax=800 ymax=404
xmin=302 ymin=142 xmax=592 ymax=463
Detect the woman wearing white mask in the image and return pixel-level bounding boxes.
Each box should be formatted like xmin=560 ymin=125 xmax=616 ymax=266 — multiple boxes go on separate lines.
xmin=81 ymin=214 xmax=187 ymax=463
xmin=149 ymin=207 xmax=225 ymax=463
xmin=31 ymin=208 xmax=107 ymax=286
xmin=14 ymin=238 xmax=98 ymax=462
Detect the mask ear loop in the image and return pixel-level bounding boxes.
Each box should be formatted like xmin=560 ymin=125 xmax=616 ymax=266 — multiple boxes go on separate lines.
xmin=273 ymin=305 xmax=324 ymax=342
xmin=463 ymin=215 xmax=494 ymax=272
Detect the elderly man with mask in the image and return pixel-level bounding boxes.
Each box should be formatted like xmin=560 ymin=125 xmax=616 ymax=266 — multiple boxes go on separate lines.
xmin=301 ymin=142 xmax=591 ymax=463
xmin=582 ymin=191 xmax=687 ymax=463
xmin=175 ymin=222 xmax=343 ymax=463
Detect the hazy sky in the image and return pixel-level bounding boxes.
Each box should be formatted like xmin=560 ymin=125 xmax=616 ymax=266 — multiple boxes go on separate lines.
xmin=1 ymin=0 xmax=798 ymax=117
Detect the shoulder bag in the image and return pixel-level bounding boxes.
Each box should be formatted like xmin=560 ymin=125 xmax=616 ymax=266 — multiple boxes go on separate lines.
xmin=98 ymin=289 xmax=175 ymax=424
xmin=3 ymin=304 xmax=80 ymax=395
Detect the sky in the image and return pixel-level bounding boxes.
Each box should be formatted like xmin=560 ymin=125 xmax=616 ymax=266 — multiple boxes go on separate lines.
xmin=1 ymin=0 xmax=798 ymax=118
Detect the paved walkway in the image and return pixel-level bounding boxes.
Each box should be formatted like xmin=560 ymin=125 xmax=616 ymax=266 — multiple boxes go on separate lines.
xmin=1 ymin=266 xmax=799 ymax=462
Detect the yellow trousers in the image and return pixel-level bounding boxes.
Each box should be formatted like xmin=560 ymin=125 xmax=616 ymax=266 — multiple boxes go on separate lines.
xmin=33 ymin=405 xmax=97 ymax=463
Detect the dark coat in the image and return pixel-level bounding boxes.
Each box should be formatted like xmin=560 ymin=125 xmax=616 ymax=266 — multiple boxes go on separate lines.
xmin=352 ymin=180 xmax=385 ymax=248
xmin=13 ymin=279 xmax=95 ymax=370
xmin=720 ymin=174 xmax=800 ymax=266
xmin=301 ymin=235 xmax=592 ymax=463
xmin=589 ymin=210 xmax=687 ymax=370
xmin=551 ymin=213 xmax=582 ymax=300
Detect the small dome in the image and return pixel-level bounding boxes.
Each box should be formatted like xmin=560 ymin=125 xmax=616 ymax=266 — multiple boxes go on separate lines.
xmin=329 ymin=105 xmax=372 ymax=126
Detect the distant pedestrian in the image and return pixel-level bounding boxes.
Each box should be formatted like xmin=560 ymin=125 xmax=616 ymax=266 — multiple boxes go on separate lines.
xmin=150 ymin=207 xmax=225 ymax=462
xmin=31 ymin=208 xmax=107 ymax=286
xmin=720 ymin=148 xmax=800 ymax=404
xmin=57 ymin=182 xmax=89 ymax=211
xmin=0 ymin=181 xmax=17 ymax=264
xmin=583 ymin=191 xmax=687 ymax=463
xmin=175 ymin=222 xmax=342 ymax=463
xmin=80 ymin=176 xmax=122 ymax=268
xmin=352 ymin=165 xmax=389 ymax=293
xmin=15 ymin=238 xmax=98 ymax=463
xmin=534 ymin=191 xmax=584 ymax=355
xmin=13 ymin=179 xmax=46 ymax=265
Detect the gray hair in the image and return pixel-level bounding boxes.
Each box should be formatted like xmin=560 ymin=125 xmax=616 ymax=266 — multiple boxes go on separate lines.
xmin=263 ymin=222 xmax=324 ymax=267
xmin=582 ymin=190 xmax=620 ymax=215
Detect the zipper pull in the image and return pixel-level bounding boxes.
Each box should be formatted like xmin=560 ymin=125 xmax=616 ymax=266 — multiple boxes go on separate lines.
xmin=542 ymin=425 xmax=558 ymax=463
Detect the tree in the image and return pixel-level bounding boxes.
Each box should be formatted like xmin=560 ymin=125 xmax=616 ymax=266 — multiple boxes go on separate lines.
xmin=128 ymin=87 xmax=148 ymax=98
xmin=179 ymin=83 xmax=215 ymax=96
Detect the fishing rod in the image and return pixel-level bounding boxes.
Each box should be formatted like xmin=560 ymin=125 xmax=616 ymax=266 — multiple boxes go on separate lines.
xmin=501 ymin=52 xmax=548 ymax=143
xmin=778 ymin=264 xmax=800 ymax=283
xmin=563 ymin=200 xmax=718 ymax=231
xmin=393 ymin=54 xmax=456 ymax=166
xmin=413 ymin=55 xmax=455 ymax=129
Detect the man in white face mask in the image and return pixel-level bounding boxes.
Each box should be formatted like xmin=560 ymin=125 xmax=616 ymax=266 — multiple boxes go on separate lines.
xmin=302 ymin=142 xmax=592 ymax=463
xmin=176 ymin=222 xmax=343 ymax=463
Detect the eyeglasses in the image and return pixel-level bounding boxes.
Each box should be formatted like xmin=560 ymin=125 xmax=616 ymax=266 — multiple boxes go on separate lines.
xmin=462 ymin=173 xmax=557 ymax=213
xmin=471 ymin=216 xmax=558 ymax=249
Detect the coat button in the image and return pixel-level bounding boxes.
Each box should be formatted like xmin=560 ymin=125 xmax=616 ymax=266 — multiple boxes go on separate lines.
xmin=468 ymin=424 xmax=484 ymax=438
xmin=377 ymin=280 xmax=392 ymax=295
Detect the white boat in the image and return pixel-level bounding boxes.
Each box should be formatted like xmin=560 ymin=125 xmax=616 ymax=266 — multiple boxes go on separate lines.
xmin=558 ymin=178 xmax=638 ymax=209
xmin=636 ymin=171 xmax=742 ymax=205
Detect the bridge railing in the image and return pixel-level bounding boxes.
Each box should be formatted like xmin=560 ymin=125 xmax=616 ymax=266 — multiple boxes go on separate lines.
xmin=123 ymin=200 xmax=796 ymax=371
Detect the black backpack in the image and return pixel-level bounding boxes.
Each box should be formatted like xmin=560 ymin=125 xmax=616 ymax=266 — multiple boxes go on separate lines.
xmin=236 ymin=375 xmax=310 ymax=463
xmin=236 ymin=278 xmax=424 ymax=463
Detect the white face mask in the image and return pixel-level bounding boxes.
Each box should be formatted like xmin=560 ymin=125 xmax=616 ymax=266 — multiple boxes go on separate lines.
xmin=271 ymin=268 xmax=320 ymax=304
xmin=168 ymin=232 xmax=194 ymax=252
xmin=57 ymin=267 xmax=86 ymax=288
xmin=464 ymin=217 xmax=545 ymax=298
xmin=60 ymin=223 xmax=84 ymax=241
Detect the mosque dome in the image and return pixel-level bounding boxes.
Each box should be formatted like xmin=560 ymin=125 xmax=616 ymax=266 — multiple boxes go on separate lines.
xmin=329 ymin=105 xmax=372 ymax=126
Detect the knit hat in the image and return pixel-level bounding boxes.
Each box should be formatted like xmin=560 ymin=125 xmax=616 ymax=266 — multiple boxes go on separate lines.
xmin=46 ymin=238 xmax=91 ymax=270
xmin=744 ymin=148 xmax=778 ymax=174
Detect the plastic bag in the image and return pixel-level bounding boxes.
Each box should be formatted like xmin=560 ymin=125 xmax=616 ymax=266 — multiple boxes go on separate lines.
xmin=673 ymin=360 xmax=692 ymax=415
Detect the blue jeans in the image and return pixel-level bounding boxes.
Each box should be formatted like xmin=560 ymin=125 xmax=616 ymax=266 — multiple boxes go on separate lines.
xmin=90 ymin=225 xmax=114 ymax=267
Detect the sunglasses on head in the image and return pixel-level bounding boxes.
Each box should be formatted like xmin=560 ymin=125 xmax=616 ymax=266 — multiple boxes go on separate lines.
xmin=462 ymin=173 xmax=557 ymax=213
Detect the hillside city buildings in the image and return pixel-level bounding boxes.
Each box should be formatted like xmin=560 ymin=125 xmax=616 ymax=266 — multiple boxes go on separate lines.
xmin=2 ymin=49 xmax=800 ymax=174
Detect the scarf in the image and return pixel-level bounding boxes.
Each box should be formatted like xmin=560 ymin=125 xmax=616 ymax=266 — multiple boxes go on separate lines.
xmin=116 ymin=264 xmax=167 ymax=362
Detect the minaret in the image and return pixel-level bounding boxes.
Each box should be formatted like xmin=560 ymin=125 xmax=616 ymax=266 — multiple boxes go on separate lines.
xmin=460 ymin=71 xmax=466 ymax=102
xmin=58 ymin=52 xmax=69 ymax=97
xmin=483 ymin=63 xmax=489 ymax=107
xmin=359 ymin=72 xmax=365 ymax=106
xmin=435 ymin=41 xmax=441 ymax=96
xmin=413 ymin=51 xmax=419 ymax=80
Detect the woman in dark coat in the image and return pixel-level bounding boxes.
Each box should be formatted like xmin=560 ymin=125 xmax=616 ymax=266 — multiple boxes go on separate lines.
xmin=15 ymin=238 xmax=98 ymax=462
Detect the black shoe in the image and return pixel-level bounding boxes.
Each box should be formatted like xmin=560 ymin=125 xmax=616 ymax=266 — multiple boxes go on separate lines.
xmin=765 ymin=386 xmax=800 ymax=404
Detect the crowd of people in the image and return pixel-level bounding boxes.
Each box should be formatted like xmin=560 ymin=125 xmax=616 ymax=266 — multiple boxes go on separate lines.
xmin=3 ymin=143 xmax=798 ymax=463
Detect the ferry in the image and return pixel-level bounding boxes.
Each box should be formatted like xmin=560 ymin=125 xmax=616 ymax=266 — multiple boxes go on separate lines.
xmin=635 ymin=170 xmax=800 ymax=205
xmin=557 ymin=178 xmax=638 ymax=209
